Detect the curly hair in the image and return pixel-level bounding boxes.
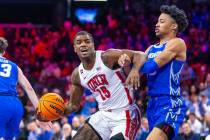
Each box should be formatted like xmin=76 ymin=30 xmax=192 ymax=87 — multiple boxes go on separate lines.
xmin=160 ymin=5 xmax=188 ymax=32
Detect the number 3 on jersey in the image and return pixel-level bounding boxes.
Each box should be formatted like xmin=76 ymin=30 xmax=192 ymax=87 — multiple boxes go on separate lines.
xmin=0 ymin=64 xmax=12 ymax=77
xmin=96 ymin=86 xmax=111 ymax=100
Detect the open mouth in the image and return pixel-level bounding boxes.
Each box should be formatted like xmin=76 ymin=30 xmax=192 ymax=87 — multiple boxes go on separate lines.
xmin=80 ymin=48 xmax=88 ymax=55
xmin=81 ymin=49 xmax=88 ymax=53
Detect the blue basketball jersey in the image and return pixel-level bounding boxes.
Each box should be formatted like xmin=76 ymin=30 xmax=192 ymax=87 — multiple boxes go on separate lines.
xmin=147 ymin=43 xmax=185 ymax=97
xmin=0 ymin=57 xmax=18 ymax=96
xmin=0 ymin=57 xmax=23 ymax=139
xmin=146 ymin=43 xmax=187 ymax=138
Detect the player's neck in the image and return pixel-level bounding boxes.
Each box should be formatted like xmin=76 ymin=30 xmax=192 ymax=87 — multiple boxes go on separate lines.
xmin=82 ymin=54 xmax=96 ymax=70
xmin=159 ymin=34 xmax=176 ymax=44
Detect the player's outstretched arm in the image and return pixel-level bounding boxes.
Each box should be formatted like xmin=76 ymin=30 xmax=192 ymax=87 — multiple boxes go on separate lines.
xmin=18 ymin=67 xmax=39 ymax=108
xmin=64 ymin=67 xmax=84 ymax=115
xmin=102 ymin=49 xmax=146 ymax=89
xmin=140 ymin=38 xmax=186 ymax=74
xmin=17 ymin=67 xmax=52 ymax=129
xmin=102 ymin=49 xmax=145 ymax=69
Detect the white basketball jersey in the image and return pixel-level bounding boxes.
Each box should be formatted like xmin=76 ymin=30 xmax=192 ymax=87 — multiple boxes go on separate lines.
xmin=78 ymin=51 xmax=134 ymax=111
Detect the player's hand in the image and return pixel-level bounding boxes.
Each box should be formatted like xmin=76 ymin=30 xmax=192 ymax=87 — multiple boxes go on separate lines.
xmin=63 ymin=105 xmax=70 ymax=116
xmin=36 ymin=119 xmax=52 ymax=130
xmin=63 ymin=103 xmax=78 ymax=116
xmin=125 ymin=68 xmax=140 ymax=90
xmin=118 ymin=53 xmax=131 ymax=67
xmin=35 ymin=108 xmax=49 ymax=122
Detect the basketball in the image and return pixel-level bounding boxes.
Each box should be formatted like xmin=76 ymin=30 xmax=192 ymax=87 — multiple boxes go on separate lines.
xmin=37 ymin=93 xmax=65 ymax=121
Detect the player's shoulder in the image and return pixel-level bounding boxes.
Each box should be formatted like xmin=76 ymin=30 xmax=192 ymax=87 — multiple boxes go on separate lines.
xmin=168 ymin=38 xmax=186 ymax=46
xmin=71 ymin=67 xmax=81 ymax=85
xmin=167 ymin=37 xmax=186 ymax=50
xmin=101 ymin=49 xmax=121 ymax=65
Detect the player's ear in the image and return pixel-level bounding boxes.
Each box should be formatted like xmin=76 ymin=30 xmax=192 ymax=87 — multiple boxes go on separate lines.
xmin=171 ymin=23 xmax=178 ymax=31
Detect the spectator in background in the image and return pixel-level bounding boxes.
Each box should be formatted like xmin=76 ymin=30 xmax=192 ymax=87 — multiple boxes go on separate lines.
xmin=60 ymin=117 xmax=69 ymax=126
xmin=181 ymin=63 xmax=196 ymax=81
xmin=205 ymin=73 xmax=210 ymax=98
xmin=204 ymin=113 xmax=210 ymax=140
xmin=188 ymin=93 xmax=203 ymax=120
xmin=199 ymin=82 xmax=206 ymax=93
xmin=38 ymin=125 xmax=53 ymax=140
xmin=182 ymin=91 xmax=191 ymax=109
xmin=80 ymin=95 xmax=97 ymax=117
xmin=79 ymin=115 xmax=86 ymax=125
xmin=175 ymin=122 xmax=201 ymax=140
xmin=200 ymin=90 xmax=210 ymax=117
xmin=71 ymin=116 xmax=81 ymax=137
xmin=27 ymin=120 xmax=42 ymax=140
xmin=187 ymin=112 xmax=203 ymax=134
xmin=51 ymin=122 xmax=62 ymax=140
xmin=62 ymin=123 xmax=72 ymax=140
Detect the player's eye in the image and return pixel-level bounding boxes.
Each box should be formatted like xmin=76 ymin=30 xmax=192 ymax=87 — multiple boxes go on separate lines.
xmin=85 ymin=40 xmax=91 ymax=44
xmin=160 ymin=19 xmax=164 ymax=23
xmin=76 ymin=41 xmax=81 ymax=45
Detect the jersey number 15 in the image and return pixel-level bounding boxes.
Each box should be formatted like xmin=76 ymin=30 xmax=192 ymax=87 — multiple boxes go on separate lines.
xmin=96 ymin=86 xmax=111 ymax=100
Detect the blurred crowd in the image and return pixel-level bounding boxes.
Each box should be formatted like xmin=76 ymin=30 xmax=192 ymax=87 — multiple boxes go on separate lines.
xmin=0 ymin=0 xmax=209 ymax=140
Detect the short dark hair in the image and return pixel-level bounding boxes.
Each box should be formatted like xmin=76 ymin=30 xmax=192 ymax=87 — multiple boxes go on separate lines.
xmin=73 ymin=31 xmax=94 ymax=44
xmin=0 ymin=37 xmax=8 ymax=54
xmin=160 ymin=5 xmax=188 ymax=32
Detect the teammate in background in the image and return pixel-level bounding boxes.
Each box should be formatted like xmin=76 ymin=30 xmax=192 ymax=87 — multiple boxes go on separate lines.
xmin=119 ymin=5 xmax=189 ymax=140
xmin=0 ymin=37 xmax=52 ymax=140
xmin=64 ymin=31 xmax=146 ymax=140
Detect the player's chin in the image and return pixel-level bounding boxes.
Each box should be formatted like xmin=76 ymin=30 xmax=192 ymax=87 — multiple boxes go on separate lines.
xmin=155 ymin=33 xmax=161 ymax=37
xmin=80 ymin=54 xmax=91 ymax=58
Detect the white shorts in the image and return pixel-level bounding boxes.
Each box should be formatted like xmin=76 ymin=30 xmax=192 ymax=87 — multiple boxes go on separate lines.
xmin=88 ymin=104 xmax=141 ymax=140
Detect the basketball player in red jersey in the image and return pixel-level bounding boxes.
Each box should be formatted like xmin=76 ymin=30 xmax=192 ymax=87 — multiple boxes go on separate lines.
xmin=64 ymin=31 xmax=146 ymax=140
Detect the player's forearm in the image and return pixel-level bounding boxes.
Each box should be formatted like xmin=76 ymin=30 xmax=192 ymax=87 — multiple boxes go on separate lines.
xmin=20 ymin=77 xmax=39 ymax=108
xmin=65 ymin=90 xmax=83 ymax=115
xmin=25 ymin=86 xmax=39 ymax=108
xmin=65 ymin=103 xmax=80 ymax=115
xmin=18 ymin=67 xmax=39 ymax=108
xmin=132 ymin=51 xmax=147 ymax=71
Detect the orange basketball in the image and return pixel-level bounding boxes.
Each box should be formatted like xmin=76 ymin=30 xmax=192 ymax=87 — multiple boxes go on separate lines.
xmin=37 ymin=93 xmax=65 ymax=121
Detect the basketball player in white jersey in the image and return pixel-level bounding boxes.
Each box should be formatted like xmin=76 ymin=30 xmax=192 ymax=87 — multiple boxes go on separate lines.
xmin=64 ymin=31 xmax=146 ymax=140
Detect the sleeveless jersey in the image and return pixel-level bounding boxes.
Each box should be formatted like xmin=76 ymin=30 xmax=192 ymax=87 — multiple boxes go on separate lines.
xmin=78 ymin=51 xmax=134 ymax=111
xmin=147 ymin=43 xmax=185 ymax=97
xmin=0 ymin=57 xmax=18 ymax=96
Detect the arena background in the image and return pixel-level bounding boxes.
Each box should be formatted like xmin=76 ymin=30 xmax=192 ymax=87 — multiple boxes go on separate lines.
xmin=0 ymin=0 xmax=209 ymax=139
